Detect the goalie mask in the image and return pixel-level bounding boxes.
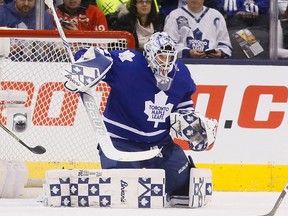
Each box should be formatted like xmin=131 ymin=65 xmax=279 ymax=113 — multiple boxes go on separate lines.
xmin=143 ymin=32 xmax=178 ymax=91
xmin=170 ymin=110 xmax=218 ymax=151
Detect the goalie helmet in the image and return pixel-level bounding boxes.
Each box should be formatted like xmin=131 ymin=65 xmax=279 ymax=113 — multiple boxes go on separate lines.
xmin=143 ymin=32 xmax=178 ymax=91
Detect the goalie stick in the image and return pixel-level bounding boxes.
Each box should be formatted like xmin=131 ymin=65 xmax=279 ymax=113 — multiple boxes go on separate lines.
xmin=0 ymin=123 xmax=46 ymax=154
xmin=45 ymin=0 xmax=160 ymax=161
xmin=259 ymin=182 xmax=288 ymax=216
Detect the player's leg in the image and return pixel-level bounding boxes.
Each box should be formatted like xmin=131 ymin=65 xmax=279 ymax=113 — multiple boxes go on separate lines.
xmin=148 ymin=136 xmax=212 ymax=208
xmin=147 ymin=136 xmax=193 ymax=196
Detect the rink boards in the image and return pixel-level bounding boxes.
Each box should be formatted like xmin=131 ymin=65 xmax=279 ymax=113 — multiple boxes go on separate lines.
xmin=184 ymin=64 xmax=287 ymax=191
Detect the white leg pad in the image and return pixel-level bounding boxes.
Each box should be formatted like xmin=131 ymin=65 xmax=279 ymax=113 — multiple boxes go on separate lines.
xmin=169 ymin=168 xmax=212 ymax=208
xmin=44 ymin=169 xmax=166 ymax=208
xmin=189 ymin=168 xmax=212 ymax=208
xmin=44 ymin=169 xmax=71 ymax=206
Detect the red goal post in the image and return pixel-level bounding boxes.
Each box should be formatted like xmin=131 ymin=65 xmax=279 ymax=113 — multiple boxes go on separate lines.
xmin=0 ymin=30 xmax=135 ymax=185
xmin=0 ymin=29 xmax=135 ymax=47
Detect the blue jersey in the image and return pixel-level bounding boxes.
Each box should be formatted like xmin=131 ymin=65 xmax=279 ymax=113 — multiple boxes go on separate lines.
xmin=102 ymin=49 xmax=196 ymax=144
xmin=0 ymin=2 xmax=54 ymax=29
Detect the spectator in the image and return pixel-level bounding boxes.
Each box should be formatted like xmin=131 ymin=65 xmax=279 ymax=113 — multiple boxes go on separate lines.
xmin=0 ymin=0 xmax=54 ymax=29
xmin=164 ymin=0 xmax=232 ymax=58
xmin=108 ymin=0 xmax=165 ymax=51
xmin=279 ymin=0 xmax=288 ymax=16
xmin=279 ymin=0 xmax=288 ymax=49
xmin=158 ymin=0 xmax=214 ymax=17
xmin=277 ymin=19 xmax=288 ymax=58
xmin=56 ymin=0 xmax=108 ymax=31
xmin=277 ymin=1 xmax=288 ymax=58
xmin=217 ymin=0 xmax=270 ymax=59
xmin=215 ymin=0 xmax=270 ymax=29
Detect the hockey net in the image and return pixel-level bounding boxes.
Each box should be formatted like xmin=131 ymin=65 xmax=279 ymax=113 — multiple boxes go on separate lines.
xmin=0 ymin=30 xmax=135 ymax=186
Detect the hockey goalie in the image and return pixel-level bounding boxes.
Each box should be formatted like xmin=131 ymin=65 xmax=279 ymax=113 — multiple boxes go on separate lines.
xmin=45 ymin=32 xmax=218 ymax=208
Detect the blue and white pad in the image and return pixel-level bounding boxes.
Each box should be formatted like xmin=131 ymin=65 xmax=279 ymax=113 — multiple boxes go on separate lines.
xmin=44 ymin=169 xmax=165 ymax=208
xmin=170 ymin=110 xmax=218 ymax=151
xmin=169 ymin=168 xmax=212 ymax=208
xmin=63 ymin=47 xmax=113 ymax=93
xmin=189 ymin=168 xmax=212 ymax=208
xmin=44 ymin=169 xmax=71 ymax=207
xmin=69 ymin=169 xmax=110 ymax=207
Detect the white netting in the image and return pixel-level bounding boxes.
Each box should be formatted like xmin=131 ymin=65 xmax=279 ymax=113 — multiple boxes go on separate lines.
xmin=0 ymin=31 xmax=133 ymax=178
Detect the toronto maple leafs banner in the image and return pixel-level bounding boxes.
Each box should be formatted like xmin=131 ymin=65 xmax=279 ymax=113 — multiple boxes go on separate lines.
xmin=44 ymin=169 xmax=165 ymax=208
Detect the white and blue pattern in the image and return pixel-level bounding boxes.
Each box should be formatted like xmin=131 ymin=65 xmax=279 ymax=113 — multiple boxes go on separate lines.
xmin=138 ymin=177 xmax=165 ymax=208
xmin=190 ymin=177 xmax=212 ymax=208
xmin=48 ymin=177 xmax=71 ymax=207
xmin=70 ymin=177 xmax=111 ymax=207
xmin=45 ymin=169 xmax=165 ymax=208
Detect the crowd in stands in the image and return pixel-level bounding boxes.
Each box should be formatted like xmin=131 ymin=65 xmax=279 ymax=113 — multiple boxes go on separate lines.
xmin=56 ymin=0 xmax=107 ymax=31
xmin=107 ymin=0 xmax=165 ymax=52
xmin=164 ymin=0 xmax=232 ymax=58
xmin=0 ymin=0 xmax=286 ymax=60
xmin=0 ymin=0 xmax=54 ymax=29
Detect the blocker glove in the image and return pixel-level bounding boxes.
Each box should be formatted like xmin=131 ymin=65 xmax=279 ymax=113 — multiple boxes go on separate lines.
xmin=63 ymin=47 xmax=113 ymax=93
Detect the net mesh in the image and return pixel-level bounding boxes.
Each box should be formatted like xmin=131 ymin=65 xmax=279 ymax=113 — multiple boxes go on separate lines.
xmin=0 ymin=31 xmax=133 ymax=182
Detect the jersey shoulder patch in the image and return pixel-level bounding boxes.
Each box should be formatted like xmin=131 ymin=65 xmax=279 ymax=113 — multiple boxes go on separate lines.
xmin=111 ymin=49 xmax=140 ymax=63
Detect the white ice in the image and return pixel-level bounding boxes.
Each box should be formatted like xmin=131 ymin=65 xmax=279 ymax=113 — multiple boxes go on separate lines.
xmin=0 ymin=189 xmax=287 ymax=216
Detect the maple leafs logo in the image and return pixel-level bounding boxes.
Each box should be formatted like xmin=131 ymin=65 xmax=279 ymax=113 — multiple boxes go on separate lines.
xmin=186 ymin=28 xmax=209 ymax=51
xmin=118 ymin=50 xmax=135 ymax=62
xmin=144 ymin=91 xmax=173 ymax=128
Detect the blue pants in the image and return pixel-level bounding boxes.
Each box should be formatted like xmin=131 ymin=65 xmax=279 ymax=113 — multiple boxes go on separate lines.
xmin=98 ymin=136 xmax=192 ymax=196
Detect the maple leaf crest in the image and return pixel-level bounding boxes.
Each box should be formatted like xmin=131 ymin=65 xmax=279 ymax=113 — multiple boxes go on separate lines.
xmin=144 ymin=91 xmax=173 ymax=128
xmin=118 ymin=50 xmax=135 ymax=62
xmin=186 ymin=28 xmax=209 ymax=51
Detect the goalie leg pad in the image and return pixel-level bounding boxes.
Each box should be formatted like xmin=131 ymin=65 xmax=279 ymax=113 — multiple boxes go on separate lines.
xmin=44 ymin=169 xmax=166 ymax=208
xmin=169 ymin=168 xmax=212 ymax=208
xmin=44 ymin=169 xmax=71 ymax=207
xmin=189 ymin=168 xmax=212 ymax=207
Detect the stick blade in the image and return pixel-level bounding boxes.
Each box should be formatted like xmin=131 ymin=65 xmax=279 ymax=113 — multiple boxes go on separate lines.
xmin=258 ymin=183 xmax=288 ymax=216
xmin=30 ymin=145 xmax=46 ymax=154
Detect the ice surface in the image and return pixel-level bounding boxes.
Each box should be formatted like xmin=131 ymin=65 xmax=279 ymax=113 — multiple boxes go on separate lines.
xmin=0 ymin=190 xmax=287 ymax=216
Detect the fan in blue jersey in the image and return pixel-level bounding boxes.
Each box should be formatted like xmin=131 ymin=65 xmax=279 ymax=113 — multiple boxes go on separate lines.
xmin=65 ymin=32 xmax=217 ymax=201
